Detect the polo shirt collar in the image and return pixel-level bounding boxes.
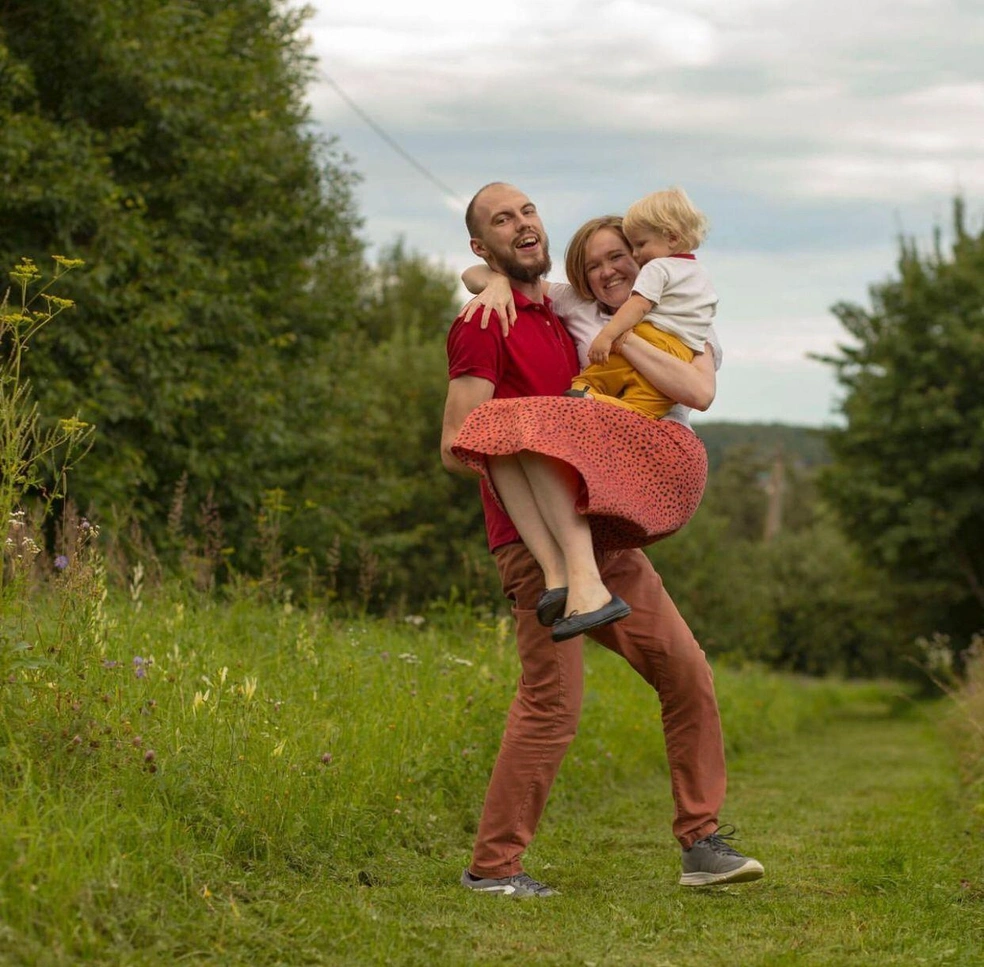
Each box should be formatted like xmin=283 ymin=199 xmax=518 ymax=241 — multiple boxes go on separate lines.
xmin=512 ymin=287 xmax=552 ymax=310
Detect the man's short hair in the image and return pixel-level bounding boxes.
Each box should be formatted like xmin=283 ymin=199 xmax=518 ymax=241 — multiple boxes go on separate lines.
xmin=465 ymin=182 xmax=509 ymax=238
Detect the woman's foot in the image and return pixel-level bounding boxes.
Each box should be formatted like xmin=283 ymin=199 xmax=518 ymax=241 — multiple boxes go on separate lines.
xmin=535 ymin=587 xmax=568 ymax=626
xmin=551 ymin=595 xmax=632 ymax=642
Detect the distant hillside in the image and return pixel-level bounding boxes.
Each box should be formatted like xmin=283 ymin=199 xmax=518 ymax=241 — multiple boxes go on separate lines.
xmin=692 ymin=421 xmax=830 ymax=471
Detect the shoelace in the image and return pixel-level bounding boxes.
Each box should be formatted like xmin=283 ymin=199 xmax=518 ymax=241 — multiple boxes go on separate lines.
xmin=699 ymin=824 xmax=744 ymax=857
xmin=513 ymin=872 xmax=552 ymax=895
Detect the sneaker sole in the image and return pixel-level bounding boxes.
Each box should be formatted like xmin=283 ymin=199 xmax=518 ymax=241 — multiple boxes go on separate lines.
xmin=679 ymin=860 xmax=765 ymax=887
xmin=460 ymin=871 xmax=558 ymax=898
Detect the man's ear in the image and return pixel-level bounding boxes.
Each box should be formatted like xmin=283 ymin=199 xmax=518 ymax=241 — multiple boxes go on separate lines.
xmin=470 ymin=238 xmax=488 ymax=260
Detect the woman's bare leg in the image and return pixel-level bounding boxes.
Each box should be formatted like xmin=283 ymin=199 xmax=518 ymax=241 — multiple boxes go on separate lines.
xmin=515 ymin=452 xmax=611 ymax=617
xmin=487 ymin=455 xmax=567 ymax=589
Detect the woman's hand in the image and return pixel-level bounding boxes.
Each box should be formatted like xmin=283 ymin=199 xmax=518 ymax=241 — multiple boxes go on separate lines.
xmin=459 ymin=272 xmax=516 ymax=336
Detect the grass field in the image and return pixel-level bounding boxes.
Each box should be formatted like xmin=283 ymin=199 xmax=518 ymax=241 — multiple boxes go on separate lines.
xmin=1 ymin=588 xmax=981 ymax=965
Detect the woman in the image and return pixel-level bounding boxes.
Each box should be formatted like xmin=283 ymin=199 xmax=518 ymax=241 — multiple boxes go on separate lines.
xmin=452 ymin=215 xmax=719 ymax=641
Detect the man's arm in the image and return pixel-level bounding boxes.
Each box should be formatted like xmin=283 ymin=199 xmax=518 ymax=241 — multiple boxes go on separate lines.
xmin=619 ymin=336 xmax=716 ymax=411
xmin=440 ymin=375 xmax=496 ymax=475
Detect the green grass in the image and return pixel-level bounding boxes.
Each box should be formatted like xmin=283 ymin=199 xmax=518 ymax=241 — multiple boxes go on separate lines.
xmin=1 ymin=590 xmax=981 ymax=965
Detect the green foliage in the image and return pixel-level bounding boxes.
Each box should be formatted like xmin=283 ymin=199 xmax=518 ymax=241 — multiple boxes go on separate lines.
xmin=359 ymin=239 xmax=465 ymax=343
xmin=817 ymin=199 xmax=984 ymax=644
xmin=763 ymin=518 xmax=904 ymax=677
xmin=650 ymin=457 xmax=903 ymax=675
xmin=281 ymin=253 xmax=496 ymax=611
xmin=1 ymin=0 xmax=364 ymax=554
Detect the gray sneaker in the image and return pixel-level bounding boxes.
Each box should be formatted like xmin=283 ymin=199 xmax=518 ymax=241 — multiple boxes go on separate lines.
xmin=679 ymin=825 xmax=765 ymax=886
xmin=460 ymin=869 xmax=558 ymax=897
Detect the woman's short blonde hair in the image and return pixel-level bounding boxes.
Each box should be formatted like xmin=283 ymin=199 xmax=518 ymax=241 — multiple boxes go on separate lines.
xmin=622 ymin=187 xmax=708 ymax=252
xmin=564 ymin=215 xmax=631 ymax=303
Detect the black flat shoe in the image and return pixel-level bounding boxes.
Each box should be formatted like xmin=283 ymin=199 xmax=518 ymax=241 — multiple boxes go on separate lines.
xmin=550 ymin=595 xmax=632 ymax=642
xmin=536 ymin=587 xmax=568 ymax=626
xmin=564 ymin=388 xmax=590 ymax=398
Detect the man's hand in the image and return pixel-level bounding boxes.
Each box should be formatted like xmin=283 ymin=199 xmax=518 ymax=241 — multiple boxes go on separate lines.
xmin=587 ymin=331 xmax=614 ymax=365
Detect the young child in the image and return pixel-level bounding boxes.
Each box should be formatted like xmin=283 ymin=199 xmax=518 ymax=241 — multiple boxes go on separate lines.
xmin=568 ymin=187 xmax=716 ymax=419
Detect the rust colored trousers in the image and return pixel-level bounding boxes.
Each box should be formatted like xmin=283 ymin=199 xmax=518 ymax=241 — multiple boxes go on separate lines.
xmin=469 ymin=541 xmax=726 ymax=878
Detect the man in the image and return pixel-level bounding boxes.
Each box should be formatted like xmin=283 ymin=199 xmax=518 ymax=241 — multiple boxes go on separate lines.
xmin=440 ymin=182 xmax=763 ymax=896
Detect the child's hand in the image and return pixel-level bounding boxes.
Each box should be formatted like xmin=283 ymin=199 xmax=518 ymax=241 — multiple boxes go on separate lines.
xmin=588 ymin=332 xmax=613 ymax=365
xmin=459 ymin=276 xmax=516 ymax=336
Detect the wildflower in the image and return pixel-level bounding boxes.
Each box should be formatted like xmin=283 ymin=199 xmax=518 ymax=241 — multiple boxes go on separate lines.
xmin=44 ymin=295 xmax=76 ymax=312
xmin=242 ymin=676 xmax=257 ymax=702
xmin=54 ymin=555 xmax=69 ymax=570
xmin=404 ymin=615 xmax=425 ymax=628
xmin=398 ymin=652 xmax=420 ymax=665
xmin=320 ymin=752 xmax=333 ymax=765
xmin=57 ymin=416 xmax=88 ymax=434
xmin=144 ymin=749 xmax=156 ymax=763
xmin=51 ymin=255 xmax=85 ymax=270
xmin=10 ymin=257 xmax=41 ymax=286
xmin=133 ymin=656 xmax=147 ymax=679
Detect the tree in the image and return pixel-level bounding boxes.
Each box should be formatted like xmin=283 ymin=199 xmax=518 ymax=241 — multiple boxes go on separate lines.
xmin=285 ymin=248 xmax=496 ymax=610
xmin=1 ymin=0 xmax=364 ymax=554
xmin=817 ymin=200 xmax=984 ymax=643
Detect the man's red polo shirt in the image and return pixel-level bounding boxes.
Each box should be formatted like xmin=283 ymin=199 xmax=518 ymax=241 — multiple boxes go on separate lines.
xmin=446 ymin=288 xmax=580 ymax=551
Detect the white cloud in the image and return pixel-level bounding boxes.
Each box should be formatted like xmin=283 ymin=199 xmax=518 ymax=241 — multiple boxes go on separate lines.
xmin=300 ymin=0 xmax=982 ymax=424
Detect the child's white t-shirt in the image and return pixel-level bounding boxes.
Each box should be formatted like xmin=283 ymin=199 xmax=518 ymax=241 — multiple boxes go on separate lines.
xmin=631 ymin=256 xmax=717 ymax=353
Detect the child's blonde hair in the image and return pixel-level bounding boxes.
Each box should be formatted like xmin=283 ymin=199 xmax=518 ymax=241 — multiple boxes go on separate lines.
xmin=622 ymin=187 xmax=708 ymax=252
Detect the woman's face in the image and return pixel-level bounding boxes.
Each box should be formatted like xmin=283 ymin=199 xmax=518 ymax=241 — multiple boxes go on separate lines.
xmin=583 ymin=228 xmax=640 ymax=310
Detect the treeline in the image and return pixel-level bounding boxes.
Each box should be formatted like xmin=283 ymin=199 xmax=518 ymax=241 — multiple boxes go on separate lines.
xmin=694 ymin=422 xmax=829 ymax=472
xmin=0 ymin=1 xmax=486 ymax=606
xmin=2 ymin=2 xmax=982 ymax=677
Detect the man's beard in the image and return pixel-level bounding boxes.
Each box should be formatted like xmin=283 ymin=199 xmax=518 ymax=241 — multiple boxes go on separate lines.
xmin=490 ymin=239 xmax=551 ymax=283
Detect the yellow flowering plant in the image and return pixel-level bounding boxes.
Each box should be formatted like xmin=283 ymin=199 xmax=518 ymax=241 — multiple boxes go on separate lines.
xmin=0 ymin=256 xmax=94 ymax=591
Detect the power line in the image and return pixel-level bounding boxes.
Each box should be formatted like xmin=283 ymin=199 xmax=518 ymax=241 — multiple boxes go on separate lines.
xmin=321 ymin=73 xmax=467 ymax=209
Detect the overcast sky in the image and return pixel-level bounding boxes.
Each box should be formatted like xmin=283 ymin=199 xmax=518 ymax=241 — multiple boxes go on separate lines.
xmin=302 ymin=0 xmax=983 ymax=426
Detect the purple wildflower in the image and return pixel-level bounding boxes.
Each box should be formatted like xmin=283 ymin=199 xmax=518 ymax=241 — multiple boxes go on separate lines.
xmin=54 ymin=555 xmax=69 ymax=570
xmin=133 ymin=656 xmax=147 ymax=679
